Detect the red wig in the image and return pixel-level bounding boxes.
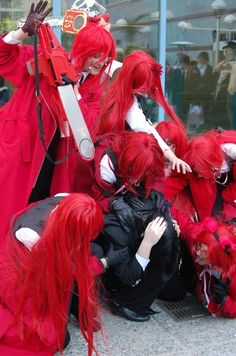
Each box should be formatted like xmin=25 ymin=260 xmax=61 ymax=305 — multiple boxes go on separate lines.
xmin=204 ymin=129 xmax=236 ymax=146
xmin=110 ymin=131 xmax=164 ymax=196
xmin=7 ymin=194 xmax=104 ymax=355
xmin=183 ymin=134 xmax=224 ymax=180
xmin=95 ymin=50 xmax=181 ymax=136
xmin=71 ymin=22 xmax=116 ymax=73
xmin=195 ymin=218 xmax=236 ymax=274
xmin=156 ymin=120 xmax=188 ymax=158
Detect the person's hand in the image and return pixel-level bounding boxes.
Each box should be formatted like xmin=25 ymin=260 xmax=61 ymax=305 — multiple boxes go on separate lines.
xmin=143 ymin=216 xmax=167 ymax=247
xmin=211 ymin=278 xmax=230 ymax=305
xmin=215 ymin=59 xmax=228 ymax=72
xmin=22 ymin=1 xmax=53 ymax=36
xmin=105 ymin=245 xmax=129 ymax=267
xmin=164 ymin=149 xmax=192 ymax=174
xmin=193 ymin=242 xmax=208 ymax=266
xmin=172 ymin=219 xmax=180 ymax=237
xmin=110 ymin=197 xmax=133 ymax=232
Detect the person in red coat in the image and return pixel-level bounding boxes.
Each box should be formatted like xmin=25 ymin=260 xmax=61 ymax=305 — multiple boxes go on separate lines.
xmin=0 ymin=193 xmax=104 ymax=355
xmin=164 ymin=129 xmax=236 ymax=222
xmin=0 ymin=1 xmax=115 ymax=247
xmin=94 ymin=50 xmax=191 ymax=175
xmin=175 ymin=214 xmax=236 ymax=318
xmin=91 ymin=131 xmax=165 ymax=212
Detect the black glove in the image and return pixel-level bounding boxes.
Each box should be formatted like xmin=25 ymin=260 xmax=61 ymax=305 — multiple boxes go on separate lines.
xmin=105 ymin=245 xmax=129 ymax=268
xmin=22 ymin=1 xmax=53 ymax=36
xmin=129 ymin=196 xmax=150 ymax=211
xmin=211 ymin=278 xmax=230 ymax=305
xmin=110 ymin=196 xmax=134 ymax=232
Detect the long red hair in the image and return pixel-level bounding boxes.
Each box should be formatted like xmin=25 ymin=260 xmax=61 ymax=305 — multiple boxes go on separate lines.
xmin=95 ymin=50 xmax=181 ymax=136
xmin=183 ymin=134 xmax=224 ymax=180
xmin=105 ymin=131 xmax=164 ymax=196
xmin=204 ymin=129 xmax=236 ymax=146
xmin=195 ymin=218 xmax=236 ymax=274
xmin=7 ymin=194 xmax=104 ymax=355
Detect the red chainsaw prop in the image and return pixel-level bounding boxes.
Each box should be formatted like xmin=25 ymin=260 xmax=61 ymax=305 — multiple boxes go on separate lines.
xmin=27 ymin=22 xmax=94 ymax=160
xmin=27 ymin=23 xmax=78 ymax=86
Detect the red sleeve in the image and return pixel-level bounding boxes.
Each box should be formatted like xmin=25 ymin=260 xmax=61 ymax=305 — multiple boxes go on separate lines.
xmin=91 ymin=184 xmax=111 ymax=213
xmin=0 ymin=35 xmax=34 ymax=87
xmin=89 ymin=255 xmax=105 ymax=275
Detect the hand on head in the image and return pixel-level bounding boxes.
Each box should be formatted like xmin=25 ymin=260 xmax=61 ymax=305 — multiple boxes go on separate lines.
xmin=143 ymin=216 xmax=167 ymax=247
xmin=164 ymin=149 xmax=192 ymax=174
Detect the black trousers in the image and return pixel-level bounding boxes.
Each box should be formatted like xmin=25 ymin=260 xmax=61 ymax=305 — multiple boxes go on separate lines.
xmin=103 ymin=246 xmax=186 ymax=313
xmin=104 ymin=268 xmax=186 ymax=314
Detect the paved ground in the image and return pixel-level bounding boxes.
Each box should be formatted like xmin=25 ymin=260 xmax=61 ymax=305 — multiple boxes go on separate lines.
xmin=60 ymin=297 xmax=236 ymax=356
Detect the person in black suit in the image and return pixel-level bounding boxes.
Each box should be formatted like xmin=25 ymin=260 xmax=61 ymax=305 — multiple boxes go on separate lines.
xmin=197 ymin=51 xmax=217 ymax=126
xmin=170 ymin=54 xmax=201 ymax=124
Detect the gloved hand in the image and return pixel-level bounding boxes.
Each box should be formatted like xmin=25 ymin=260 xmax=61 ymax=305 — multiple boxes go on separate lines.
xmin=128 ymin=196 xmax=150 ymax=211
xmin=105 ymin=244 xmax=129 ymax=268
xmin=22 ymin=0 xmax=53 ymax=36
xmin=110 ymin=196 xmax=134 ymax=232
xmin=211 ymin=278 xmax=230 ymax=305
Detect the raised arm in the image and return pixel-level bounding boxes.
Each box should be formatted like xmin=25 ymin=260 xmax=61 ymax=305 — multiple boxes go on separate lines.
xmin=126 ymin=96 xmax=191 ymax=174
xmin=0 ymin=1 xmax=52 ymax=86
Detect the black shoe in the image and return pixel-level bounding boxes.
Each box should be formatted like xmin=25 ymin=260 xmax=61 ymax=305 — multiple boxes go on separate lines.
xmin=109 ymin=302 xmax=150 ymax=322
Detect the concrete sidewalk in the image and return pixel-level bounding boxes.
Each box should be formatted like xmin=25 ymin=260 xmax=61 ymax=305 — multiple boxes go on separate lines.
xmin=61 ymin=298 xmax=236 ymax=356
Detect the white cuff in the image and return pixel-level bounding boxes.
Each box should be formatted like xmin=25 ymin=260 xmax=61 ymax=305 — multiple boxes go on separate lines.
xmin=3 ymin=31 xmax=21 ymax=44
xmin=15 ymin=227 xmax=40 ymax=250
xmin=135 ymin=253 xmax=150 ymax=271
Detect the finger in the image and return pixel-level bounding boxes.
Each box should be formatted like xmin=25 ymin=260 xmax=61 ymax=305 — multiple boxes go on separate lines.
xmin=176 ymin=162 xmax=180 ymax=173
xmin=153 ymin=216 xmax=165 ymax=226
xmin=30 ymin=3 xmax=35 ymax=13
xmin=158 ymin=223 xmax=167 ymax=235
xmin=35 ymin=0 xmax=43 ymax=13
xmin=40 ymin=1 xmax=48 ymax=14
xmin=181 ymin=163 xmax=186 ymax=174
xmin=186 ymin=164 xmax=192 ymax=172
xmin=155 ymin=221 xmax=167 ymax=231
xmin=171 ymin=161 xmax=176 ymax=171
xmin=145 ymin=218 xmax=161 ymax=232
xmin=150 ymin=216 xmax=163 ymax=225
xmin=43 ymin=6 xmax=53 ymax=17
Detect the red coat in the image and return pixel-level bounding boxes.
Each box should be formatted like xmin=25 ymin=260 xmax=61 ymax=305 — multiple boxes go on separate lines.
xmin=0 ymin=249 xmax=59 ymax=355
xmin=0 ymin=37 xmax=102 ymax=246
xmin=0 ymin=196 xmax=103 ymax=355
xmin=164 ymin=130 xmax=236 ymax=221
xmin=172 ymin=210 xmax=236 ymax=318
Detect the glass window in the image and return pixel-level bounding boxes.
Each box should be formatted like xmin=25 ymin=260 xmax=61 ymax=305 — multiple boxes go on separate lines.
xmin=105 ymin=0 xmax=159 ymax=121
xmin=167 ymin=0 xmax=236 ymax=133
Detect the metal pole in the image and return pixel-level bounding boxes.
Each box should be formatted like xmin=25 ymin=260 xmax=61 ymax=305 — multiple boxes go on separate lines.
xmin=158 ymin=0 xmax=167 ymax=123
xmin=215 ymin=15 xmax=221 ymax=67
xmin=53 ymin=0 xmax=61 ymax=43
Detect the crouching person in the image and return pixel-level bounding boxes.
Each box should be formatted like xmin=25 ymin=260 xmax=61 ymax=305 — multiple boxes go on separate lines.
xmin=97 ymin=189 xmax=186 ymax=322
xmin=0 ymin=193 xmax=105 ymax=355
